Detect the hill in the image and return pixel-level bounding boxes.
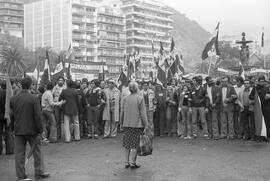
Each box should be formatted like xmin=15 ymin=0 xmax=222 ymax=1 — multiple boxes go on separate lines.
xmin=168 ymin=7 xmax=211 ymax=71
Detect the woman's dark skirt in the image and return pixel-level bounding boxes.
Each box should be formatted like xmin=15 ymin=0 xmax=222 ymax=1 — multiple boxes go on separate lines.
xmin=123 ymin=127 xmax=144 ymax=150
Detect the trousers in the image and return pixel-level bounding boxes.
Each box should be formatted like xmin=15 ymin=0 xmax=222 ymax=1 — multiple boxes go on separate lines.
xmin=15 ymin=135 xmax=44 ymax=179
xmin=0 ymin=117 xmax=14 ymax=154
xmin=104 ymin=110 xmax=118 ymax=137
xmin=42 ymin=110 xmax=57 ymax=142
xmin=192 ymin=107 xmax=207 ymax=136
xmin=64 ymin=114 xmax=80 ymax=142
xmin=87 ymin=106 xmax=100 ymax=135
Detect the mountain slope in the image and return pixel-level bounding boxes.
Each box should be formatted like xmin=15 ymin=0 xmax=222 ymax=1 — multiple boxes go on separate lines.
xmin=168 ymin=7 xmax=211 ymax=71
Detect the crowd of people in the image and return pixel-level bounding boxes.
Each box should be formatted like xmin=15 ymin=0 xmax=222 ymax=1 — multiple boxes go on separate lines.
xmin=1 ymin=74 xmax=270 ymax=152
xmin=1 ymin=74 xmax=270 ymax=179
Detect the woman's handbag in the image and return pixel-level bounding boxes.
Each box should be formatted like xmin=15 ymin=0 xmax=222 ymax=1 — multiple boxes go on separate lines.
xmin=137 ymin=134 xmax=153 ymax=156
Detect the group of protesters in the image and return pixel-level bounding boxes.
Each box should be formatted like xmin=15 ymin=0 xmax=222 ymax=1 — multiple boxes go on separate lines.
xmin=1 ymin=74 xmax=270 ymax=154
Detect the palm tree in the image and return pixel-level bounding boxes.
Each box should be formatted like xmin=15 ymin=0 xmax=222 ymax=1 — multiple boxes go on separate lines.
xmin=0 ymin=47 xmax=25 ymax=77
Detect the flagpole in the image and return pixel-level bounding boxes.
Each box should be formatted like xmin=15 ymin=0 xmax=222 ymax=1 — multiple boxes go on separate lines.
xmin=207 ymin=50 xmax=213 ymax=75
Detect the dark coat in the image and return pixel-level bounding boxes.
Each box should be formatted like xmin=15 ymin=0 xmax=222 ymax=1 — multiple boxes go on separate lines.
xmin=0 ymin=89 xmax=6 ymax=119
xmin=59 ymin=88 xmax=80 ymax=116
xmin=221 ymin=86 xmax=237 ymax=111
xmin=10 ymin=90 xmax=43 ymax=136
xmin=206 ymin=85 xmax=222 ymax=110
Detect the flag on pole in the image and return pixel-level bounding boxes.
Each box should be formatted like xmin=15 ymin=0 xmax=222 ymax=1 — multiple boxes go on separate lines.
xmin=254 ymin=89 xmax=267 ymax=137
xmin=261 ymin=27 xmax=264 ymax=48
xmin=135 ymin=51 xmax=141 ymax=71
xmin=201 ymin=22 xmax=220 ymax=60
xmin=32 ymin=60 xmax=40 ymax=84
xmin=156 ymin=42 xmax=167 ymax=87
xmin=168 ymin=38 xmax=185 ymax=76
xmin=157 ymin=65 xmax=167 ymax=88
xmin=41 ymin=50 xmax=51 ymax=84
xmin=239 ymin=62 xmax=245 ymax=80
xmin=66 ymin=43 xmax=72 ymax=60
xmin=128 ymin=54 xmax=135 ymax=79
xmin=4 ymin=76 xmax=13 ymax=120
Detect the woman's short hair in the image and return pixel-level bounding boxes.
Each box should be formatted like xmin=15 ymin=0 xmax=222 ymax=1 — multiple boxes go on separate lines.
xmin=128 ymin=81 xmax=138 ymax=93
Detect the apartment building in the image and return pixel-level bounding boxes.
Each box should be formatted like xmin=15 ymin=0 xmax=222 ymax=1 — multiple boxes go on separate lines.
xmin=121 ymin=0 xmax=173 ymax=72
xmin=0 ymin=0 xmax=24 ymax=37
xmin=97 ymin=6 xmax=125 ymax=78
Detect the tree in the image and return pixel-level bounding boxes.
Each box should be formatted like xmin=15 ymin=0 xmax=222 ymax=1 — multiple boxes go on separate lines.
xmin=0 ymin=47 xmax=25 ymax=77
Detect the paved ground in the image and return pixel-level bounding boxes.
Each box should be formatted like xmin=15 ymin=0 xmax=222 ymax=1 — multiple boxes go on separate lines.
xmin=1 ymin=136 xmax=270 ymax=181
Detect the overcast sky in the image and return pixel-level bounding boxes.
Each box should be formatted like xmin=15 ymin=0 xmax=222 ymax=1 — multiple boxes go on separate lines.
xmin=162 ymin=0 xmax=270 ymax=40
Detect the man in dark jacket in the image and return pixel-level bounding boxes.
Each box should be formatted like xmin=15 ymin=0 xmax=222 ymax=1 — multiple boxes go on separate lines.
xmin=10 ymin=77 xmax=49 ymax=181
xmin=59 ymin=80 xmax=81 ymax=143
xmin=85 ymin=79 xmax=106 ymax=138
xmin=190 ymin=76 xmax=208 ymax=138
xmin=0 ymin=80 xmax=14 ymax=155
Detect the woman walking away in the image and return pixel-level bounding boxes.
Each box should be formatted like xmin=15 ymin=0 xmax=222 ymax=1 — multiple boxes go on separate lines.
xmin=120 ymin=81 xmax=148 ymax=169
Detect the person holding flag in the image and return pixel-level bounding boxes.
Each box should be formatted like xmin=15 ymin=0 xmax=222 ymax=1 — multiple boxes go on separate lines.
xmin=249 ymin=75 xmax=270 ymax=141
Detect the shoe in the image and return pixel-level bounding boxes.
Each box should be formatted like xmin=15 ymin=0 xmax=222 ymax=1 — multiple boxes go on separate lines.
xmin=94 ymin=134 xmax=99 ymax=139
xmin=18 ymin=178 xmax=32 ymax=181
xmin=187 ymin=136 xmax=193 ymax=139
xmin=180 ymin=135 xmax=185 ymax=139
xmin=125 ymin=163 xmax=130 ymax=169
xmin=35 ymin=173 xmax=50 ymax=179
xmin=130 ymin=163 xmax=141 ymax=169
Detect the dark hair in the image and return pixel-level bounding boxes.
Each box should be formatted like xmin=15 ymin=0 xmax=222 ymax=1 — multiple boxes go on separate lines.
xmin=0 ymin=80 xmax=6 ymax=89
xmin=75 ymin=82 xmax=81 ymax=89
xmin=38 ymin=86 xmax=45 ymax=94
xmin=82 ymin=78 xmax=88 ymax=84
xmin=66 ymin=80 xmax=74 ymax=88
xmin=46 ymin=82 xmax=54 ymax=90
xmin=21 ymin=77 xmax=33 ymax=89
xmin=205 ymin=76 xmax=212 ymax=82
xmin=258 ymin=75 xmax=266 ymax=82
xmin=91 ymin=79 xmax=100 ymax=87
xmin=57 ymin=76 xmax=65 ymax=81
xmin=236 ymin=76 xmax=244 ymax=84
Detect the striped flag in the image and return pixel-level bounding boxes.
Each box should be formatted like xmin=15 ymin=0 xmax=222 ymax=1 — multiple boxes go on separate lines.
xmin=202 ymin=22 xmax=220 ymax=60
xmin=254 ymin=89 xmax=267 ymax=137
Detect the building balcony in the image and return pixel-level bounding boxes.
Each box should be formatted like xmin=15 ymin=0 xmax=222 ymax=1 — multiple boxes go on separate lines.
xmin=72 ymin=9 xmax=84 ymax=16
xmin=99 ymin=52 xmax=123 ymax=57
xmin=125 ymin=11 xmax=173 ymax=23
xmin=0 ymin=0 xmax=22 ymax=5
xmin=72 ymin=35 xmax=84 ymax=40
xmin=86 ymin=43 xmax=95 ymax=48
xmin=85 ymin=27 xmax=95 ymax=32
xmin=72 ymin=26 xmax=86 ymax=32
xmin=121 ymin=3 xmax=173 ymax=15
xmin=97 ymin=18 xmax=125 ymax=26
xmin=126 ymin=27 xmax=168 ymax=36
xmin=127 ymin=35 xmax=171 ymax=43
xmin=82 ymin=18 xmax=95 ymax=24
xmin=98 ymin=35 xmax=125 ymax=42
xmin=74 ymin=52 xmax=84 ymax=57
xmin=0 ymin=10 xmax=23 ymax=17
xmin=0 ymin=5 xmax=23 ymax=11
xmin=72 ymin=17 xmax=84 ymax=23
